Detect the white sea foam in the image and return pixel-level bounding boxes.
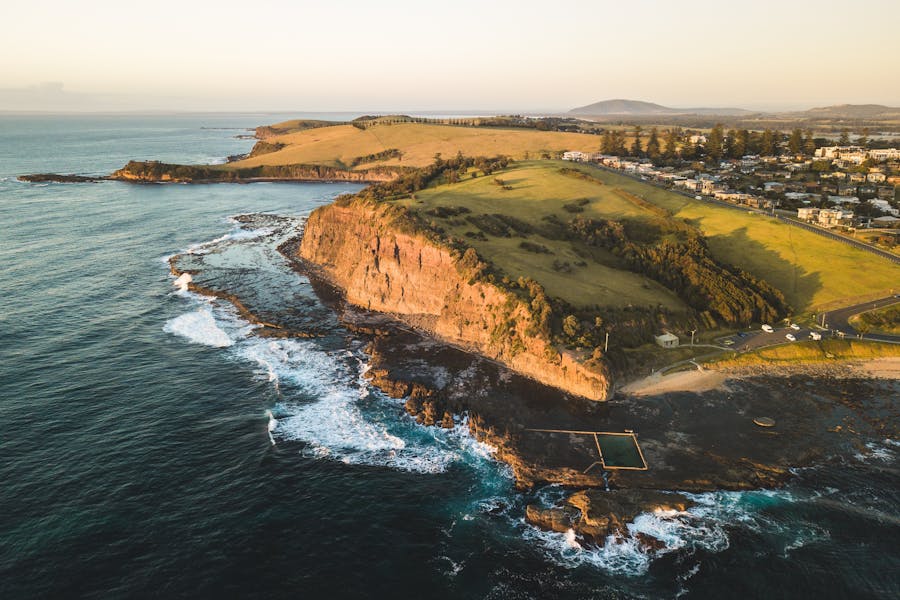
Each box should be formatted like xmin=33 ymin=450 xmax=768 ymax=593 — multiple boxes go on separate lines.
xmin=233 ymin=336 xmax=505 ymax=474
xmin=855 ymin=439 xmax=898 ymax=462
xmin=163 ymin=308 xmax=235 ymax=347
xmin=184 ymin=226 xmax=274 ymax=255
xmin=173 ymin=272 xmax=192 ymax=291
xmin=526 ymin=488 xmax=805 ymax=576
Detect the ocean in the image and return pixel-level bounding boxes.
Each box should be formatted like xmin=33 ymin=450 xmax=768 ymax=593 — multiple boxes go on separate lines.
xmin=0 ymin=114 xmax=897 ymax=599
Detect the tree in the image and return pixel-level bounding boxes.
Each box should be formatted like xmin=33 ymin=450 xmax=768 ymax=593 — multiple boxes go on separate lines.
xmin=562 ymin=315 xmax=580 ymax=338
xmin=803 ymin=129 xmax=816 ymax=155
xmin=788 ymin=128 xmax=803 ymax=155
xmin=630 ymin=126 xmax=643 ymax=157
xmin=856 ymin=127 xmax=870 ymax=148
xmin=838 ymin=129 xmax=850 ymax=145
xmin=680 ymin=132 xmax=698 ymax=160
xmin=646 ymin=127 xmax=660 ymax=160
xmin=663 ymin=128 xmax=679 ymax=158
xmin=601 ymin=130 xmax=613 ymax=154
xmin=706 ymin=124 xmax=725 ymax=162
xmin=760 ymin=128 xmax=777 ymax=156
xmin=734 ymin=129 xmax=750 ymax=158
xmin=612 ymin=130 xmax=627 ymax=155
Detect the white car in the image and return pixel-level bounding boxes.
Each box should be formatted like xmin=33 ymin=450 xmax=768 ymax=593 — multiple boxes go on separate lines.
xmin=809 ymin=332 xmax=822 ymax=341
xmin=789 ymin=323 xmax=800 ymax=331
xmin=761 ymin=324 xmax=774 ymax=333
xmin=785 ymin=333 xmax=796 ymax=342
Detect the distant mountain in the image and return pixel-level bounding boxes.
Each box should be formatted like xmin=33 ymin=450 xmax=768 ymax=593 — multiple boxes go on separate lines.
xmin=800 ymin=104 xmax=900 ymax=119
xmin=569 ymin=99 xmax=751 ymax=116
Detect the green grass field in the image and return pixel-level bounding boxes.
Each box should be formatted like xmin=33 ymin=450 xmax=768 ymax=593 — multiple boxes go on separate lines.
xmin=572 ymin=165 xmax=900 ymax=312
xmin=394 ymin=159 xmax=899 ymax=316
xmin=394 ymin=161 xmax=685 ymax=309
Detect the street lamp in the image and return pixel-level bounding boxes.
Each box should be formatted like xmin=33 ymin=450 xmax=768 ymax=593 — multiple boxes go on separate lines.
xmin=690 ymin=329 xmax=697 ymax=345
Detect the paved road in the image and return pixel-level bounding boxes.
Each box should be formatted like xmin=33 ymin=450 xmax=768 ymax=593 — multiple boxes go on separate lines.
xmin=822 ymin=296 xmax=900 ymax=343
xmin=590 ymin=164 xmax=900 ymax=265
xmin=711 ymin=295 xmax=900 ymax=351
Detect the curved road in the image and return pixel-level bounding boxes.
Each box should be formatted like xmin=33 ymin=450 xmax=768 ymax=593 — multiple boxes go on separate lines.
xmin=822 ymin=296 xmax=900 ymax=343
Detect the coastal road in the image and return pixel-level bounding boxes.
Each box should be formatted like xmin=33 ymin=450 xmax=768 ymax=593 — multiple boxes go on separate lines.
xmin=821 ymin=296 xmax=900 ymax=344
xmin=711 ymin=296 xmax=900 ymax=353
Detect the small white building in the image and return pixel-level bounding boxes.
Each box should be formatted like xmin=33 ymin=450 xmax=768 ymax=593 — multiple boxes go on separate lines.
xmin=654 ymin=333 xmax=680 ymax=348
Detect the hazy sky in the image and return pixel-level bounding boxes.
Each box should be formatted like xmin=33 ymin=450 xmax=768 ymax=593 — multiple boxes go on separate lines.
xmin=2 ymin=0 xmax=899 ymax=112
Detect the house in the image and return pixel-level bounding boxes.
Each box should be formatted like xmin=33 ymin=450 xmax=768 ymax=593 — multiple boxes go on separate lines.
xmin=869 ymin=199 xmax=900 ymax=216
xmin=867 ymin=172 xmax=887 ymax=183
xmin=877 ymin=187 xmax=895 ymax=200
xmin=817 ymin=208 xmax=853 ymax=227
xmin=701 ymin=179 xmax=723 ymax=195
xmin=873 ymin=215 xmax=900 ymax=226
xmin=828 ymin=195 xmax=859 ymax=205
xmin=689 ymin=134 xmax=707 ymax=145
xmin=868 ymin=148 xmax=900 ymax=161
xmin=786 ymin=192 xmax=819 ymax=204
xmin=763 ymin=181 xmax=785 ymax=192
xmin=797 ymin=207 xmax=820 ymax=221
xmin=654 ymin=333 xmax=680 ymax=348
xmin=562 ymin=151 xmax=590 ymax=162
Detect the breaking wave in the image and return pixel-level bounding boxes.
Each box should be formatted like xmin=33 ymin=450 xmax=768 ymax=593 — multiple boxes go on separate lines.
xmin=163 ymin=276 xmax=506 ymax=475
xmin=525 ymin=488 xmax=826 ymax=576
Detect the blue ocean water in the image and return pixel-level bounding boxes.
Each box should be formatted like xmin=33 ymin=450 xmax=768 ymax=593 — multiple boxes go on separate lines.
xmin=1 ymin=115 xmax=898 ymax=599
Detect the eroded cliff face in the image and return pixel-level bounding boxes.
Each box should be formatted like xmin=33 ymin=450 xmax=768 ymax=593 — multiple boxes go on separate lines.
xmin=298 ymin=199 xmax=611 ymax=400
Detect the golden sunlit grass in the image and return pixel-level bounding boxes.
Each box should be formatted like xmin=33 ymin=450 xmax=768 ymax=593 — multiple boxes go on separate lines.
xmin=228 ymin=122 xmax=602 ymax=169
xmin=578 ymin=167 xmax=900 ymax=313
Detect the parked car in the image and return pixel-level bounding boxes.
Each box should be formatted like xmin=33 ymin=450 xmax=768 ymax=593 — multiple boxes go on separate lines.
xmin=785 ymin=333 xmax=796 ymax=342
xmin=761 ymin=324 xmax=774 ymax=333
xmin=723 ymin=339 xmax=735 ymax=346
xmin=809 ymin=332 xmax=822 ymax=341
xmin=789 ymin=323 xmax=800 ymax=331
xmin=736 ymin=332 xmax=747 ymax=338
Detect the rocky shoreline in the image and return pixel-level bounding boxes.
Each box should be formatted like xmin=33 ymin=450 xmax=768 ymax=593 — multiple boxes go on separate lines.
xmin=172 ymin=216 xmax=900 ymax=552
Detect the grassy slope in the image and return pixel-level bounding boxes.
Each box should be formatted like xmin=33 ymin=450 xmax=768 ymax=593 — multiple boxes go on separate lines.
xmin=229 ymin=122 xmax=602 ymax=170
xmin=395 ymin=161 xmax=686 ymax=310
xmin=578 ymin=167 xmax=900 ymax=312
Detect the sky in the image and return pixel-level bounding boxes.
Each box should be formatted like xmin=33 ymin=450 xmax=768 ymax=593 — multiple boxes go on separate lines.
xmin=2 ymin=0 xmax=899 ymax=113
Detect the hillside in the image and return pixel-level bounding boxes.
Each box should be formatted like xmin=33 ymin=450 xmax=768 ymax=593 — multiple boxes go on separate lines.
xmin=229 ymin=120 xmax=602 ymax=170
xmin=569 ymin=99 xmax=751 ymax=116
xmin=801 ymin=104 xmax=900 ymax=119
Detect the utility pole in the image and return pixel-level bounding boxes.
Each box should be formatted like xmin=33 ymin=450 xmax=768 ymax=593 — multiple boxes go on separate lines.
xmin=690 ymin=329 xmax=697 ymax=345
xmin=604 ymin=332 xmax=609 ymax=352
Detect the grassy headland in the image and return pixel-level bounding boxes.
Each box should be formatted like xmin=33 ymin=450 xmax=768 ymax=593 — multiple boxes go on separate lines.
xmin=230 ymin=120 xmax=602 ymax=170
xmin=108 ymin=117 xmax=899 ymax=376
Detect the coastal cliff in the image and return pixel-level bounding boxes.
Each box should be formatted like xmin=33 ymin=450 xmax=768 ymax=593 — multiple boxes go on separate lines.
xmin=298 ymin=198 xmax=612 ymax=400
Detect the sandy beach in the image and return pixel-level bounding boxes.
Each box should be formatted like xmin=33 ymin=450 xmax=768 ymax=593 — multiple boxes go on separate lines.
xmin=621 ymin=356 xmax=900 ymax=396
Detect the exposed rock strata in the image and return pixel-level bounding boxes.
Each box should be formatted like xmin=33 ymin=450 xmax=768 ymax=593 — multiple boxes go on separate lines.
xmin=298 ymin=198 xmax=611 ymax=400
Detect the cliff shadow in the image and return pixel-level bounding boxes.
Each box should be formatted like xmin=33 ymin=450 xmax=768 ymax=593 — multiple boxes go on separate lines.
xmin=695 ymin=222 xmax=823 ymax=313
